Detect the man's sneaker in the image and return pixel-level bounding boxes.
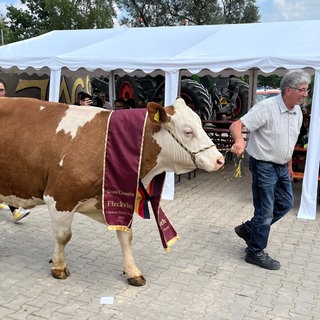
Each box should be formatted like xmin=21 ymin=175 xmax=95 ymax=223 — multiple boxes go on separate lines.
xmin=12 ymin=207 xmax=30 ymax=223
xmin=234 ymin=223 xmax=250 ymax=245
xmin=0 ymin=202 xmax=10 ymax=211
xmin=245 ymin=251 xmax=281 ymax=270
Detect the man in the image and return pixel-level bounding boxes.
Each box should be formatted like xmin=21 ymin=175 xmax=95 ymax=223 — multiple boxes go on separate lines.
xmin=230 ymin=69 xmax=311 ymax=270
xmin=0 ymin=79 xmax=31 ymax=222
xmin=114 ymin=98 xmax=126 ymax=110
xmin=98 ymin=91 xmax=113 ymax=110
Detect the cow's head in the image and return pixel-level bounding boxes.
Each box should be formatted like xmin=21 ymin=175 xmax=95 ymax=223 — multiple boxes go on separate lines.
xmin=141 ymin=98 xmax=224 ymax=184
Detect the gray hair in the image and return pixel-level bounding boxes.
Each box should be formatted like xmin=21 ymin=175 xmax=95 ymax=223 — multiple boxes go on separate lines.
xmin=280 ymin=69 xmax=311 ymax=94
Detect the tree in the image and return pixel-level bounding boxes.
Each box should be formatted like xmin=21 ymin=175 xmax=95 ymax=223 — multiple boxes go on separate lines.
xmin=221 ymin=0 xmax=260 ymax=24
xmin=5 ymin=0 xmax=116 ymax=43
xmin=115 ymin=0 xmax=260 ymax=27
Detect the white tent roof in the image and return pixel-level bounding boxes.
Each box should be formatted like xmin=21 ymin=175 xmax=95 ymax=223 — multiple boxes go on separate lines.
xmin=1 ymin=20 xmax=320 ymax=73
xmin=0 ymin=20 xmax=320 ymax=219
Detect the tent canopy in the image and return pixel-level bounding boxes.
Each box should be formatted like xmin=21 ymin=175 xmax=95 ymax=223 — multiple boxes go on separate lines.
xmin=1 ymin=20 xmax=320 ymax=74
xmin=0 ymin=20 xmax=320 ymax=219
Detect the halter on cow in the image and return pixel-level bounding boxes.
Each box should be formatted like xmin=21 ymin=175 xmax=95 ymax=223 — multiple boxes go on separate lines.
xmin=0 ymin=97 xmax=224 ymax=286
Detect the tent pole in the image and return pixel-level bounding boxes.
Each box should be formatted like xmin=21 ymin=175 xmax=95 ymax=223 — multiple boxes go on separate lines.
xmin=164 ymin=71 xmax=180 ymax=106
xmin=163 ymin=70 xmax=180 ymax=201
xmin=49 ymin=69 xmax=62 ymax=102
xmin=248 ymin=68 xmax=258 ymax=109
xmin=108 ymin=71 xmax=115 ymax=107
xmin=298 ymin=69 xmax=320 ymax=220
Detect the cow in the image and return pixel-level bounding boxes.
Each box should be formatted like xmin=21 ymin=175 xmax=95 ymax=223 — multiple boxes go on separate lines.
xmin=0 ymin=97 xmax=224 ymax=286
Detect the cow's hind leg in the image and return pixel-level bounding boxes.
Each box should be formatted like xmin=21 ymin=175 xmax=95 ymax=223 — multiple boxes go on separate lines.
xmin=117 ymin=229 xmax=146 ymax=286
xmin=45 ymin=197 xmax=74 ymax=279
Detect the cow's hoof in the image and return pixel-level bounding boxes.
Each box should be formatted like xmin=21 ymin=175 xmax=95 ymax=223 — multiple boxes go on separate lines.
xmin=128 ymin=275 xmax=146 ymax=286
xmin=51 ymin=267 xmax=70 ymax=279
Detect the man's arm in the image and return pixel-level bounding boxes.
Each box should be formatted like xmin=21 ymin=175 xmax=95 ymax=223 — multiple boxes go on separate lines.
xmin=229 ymin=119 xmax=246 ymax=157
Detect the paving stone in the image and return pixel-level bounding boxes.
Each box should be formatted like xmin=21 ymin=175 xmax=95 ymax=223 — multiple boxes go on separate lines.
xmin=1 ymin=164 xmax=320 ymax=319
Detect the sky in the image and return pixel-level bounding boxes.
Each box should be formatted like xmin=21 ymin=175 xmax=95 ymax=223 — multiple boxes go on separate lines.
xmin=0 ymin=0 xmax=319 ymax=24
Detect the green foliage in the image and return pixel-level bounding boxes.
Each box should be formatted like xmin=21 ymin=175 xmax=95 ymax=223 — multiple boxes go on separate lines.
xmin=257 ymin=75 xmax=281 ymax=88
xmin=4 ymin=0 xmax=116 ymax=43
xmin=115 ymin=0 xmax=260 ymax=27
xmin=221 ymin=0 xmax=260 ymax=24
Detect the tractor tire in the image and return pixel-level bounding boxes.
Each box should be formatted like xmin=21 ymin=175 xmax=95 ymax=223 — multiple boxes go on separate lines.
xmin=180 ymin=79 xmax=213 ymax=120
xmin=228 ymin=78 xmax=249 ymax=119
xmin=115 ymin=75 xmax=145 ymax=105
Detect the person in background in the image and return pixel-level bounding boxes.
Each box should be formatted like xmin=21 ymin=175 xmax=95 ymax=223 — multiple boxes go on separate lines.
xmin=0 ymin=79 xmax=31 ymax=222
xmin=73 ymin=91 xmax=92 ymax=106
xmin=73 ymin=91 xmax=83 ymax=105
xmin=125 ymin=98 xmax=137 ymax=109
xmin=92 ymin=96 xmax=104 ymax=108
xmin=77 ymin=91 xmax=93 ymax=106
xmin=138 ymin=98 xmax=146 ymax=108
xmin=98 ymin=91 xmax=113 ymax=109
xmin=230 ymin=69 xmax=311 ymax=270
xmin=114 ymin=98 xmax=126 ymax=110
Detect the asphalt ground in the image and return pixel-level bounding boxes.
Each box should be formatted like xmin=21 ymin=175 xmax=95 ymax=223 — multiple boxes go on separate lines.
xmin=1 ymin=162 xmax=320 ymax=320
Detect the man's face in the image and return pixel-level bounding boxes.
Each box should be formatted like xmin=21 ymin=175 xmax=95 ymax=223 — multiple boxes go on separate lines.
xmin=99 ymin=93 xmax=106 ymax=102
xmin=287 ymin=83 xmax=309 ymax=106
xmin=0 ymin=83 xmax=6 ymax=97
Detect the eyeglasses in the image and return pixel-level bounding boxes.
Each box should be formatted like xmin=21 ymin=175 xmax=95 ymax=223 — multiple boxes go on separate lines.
xmin=0 ymin=89 xmax=6 ymax=93
xmin=289 ymin=86 xmax=310 ymax=94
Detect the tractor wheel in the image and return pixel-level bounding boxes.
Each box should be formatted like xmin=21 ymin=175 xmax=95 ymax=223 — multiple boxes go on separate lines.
xmin=116 ymin=75 xmax=145 ymax=104
xmin=180 ymin=79 xmax=213 ymax=120
xmin=229 ymin=78 xmax=249 ymax=119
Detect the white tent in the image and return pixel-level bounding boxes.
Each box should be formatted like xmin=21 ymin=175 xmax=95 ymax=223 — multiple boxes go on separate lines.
xmin=0 ymin=20 xmax=320 ymax=218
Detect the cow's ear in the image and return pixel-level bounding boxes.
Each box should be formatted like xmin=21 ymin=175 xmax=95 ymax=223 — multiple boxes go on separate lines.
xmin=147 ymin=102 xmax=170 ymax=124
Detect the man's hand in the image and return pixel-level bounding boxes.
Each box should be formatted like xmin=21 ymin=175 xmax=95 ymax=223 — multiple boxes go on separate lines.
xmin=229 ymin=119 xmax=246 ymax=158
xmin=231 ymin=142 xmax=245 ymax=158
xmin=287 ymin=159 xmax=294 ymax=181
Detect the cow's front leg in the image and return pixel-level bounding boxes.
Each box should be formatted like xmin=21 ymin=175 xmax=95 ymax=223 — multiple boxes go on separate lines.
xmin=117 ymin=229 xmax=146 ymax=286
xmin=46 ymin=198 xmax=74 ymax=279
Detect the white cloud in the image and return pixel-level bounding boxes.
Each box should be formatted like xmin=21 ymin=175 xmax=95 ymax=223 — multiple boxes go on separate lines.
xmin=0 ymin=0 xmax=24 ymax=16
xmin=258 ymin=0 xmax=320 ymax=23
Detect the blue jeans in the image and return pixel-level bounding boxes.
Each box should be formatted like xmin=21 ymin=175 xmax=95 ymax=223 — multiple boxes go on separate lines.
xmin=244 ymin=157 xmax=294 ymax=255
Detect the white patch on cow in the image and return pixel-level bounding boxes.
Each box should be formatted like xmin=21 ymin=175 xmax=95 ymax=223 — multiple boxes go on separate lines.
xmin=75 ymin=198 xmax=105 ymax=223
xmin=44 ymin=195 xmax=74 ymax=230
xmin=171 ymin=98 xmax=186 ymax=111
xmin=56 ymin=105 xmax=103 ymax=139
xmin=59 ymin=155 xmax=65 ymax=167
xmin=40 ymin=106 xmax=45 ymax=111
xmin=0 ymin=194 xmax=44 ymax=209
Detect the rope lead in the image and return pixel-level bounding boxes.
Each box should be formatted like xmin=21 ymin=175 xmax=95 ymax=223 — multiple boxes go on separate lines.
xmin=220 ymin=148 xmax=244 ymax=181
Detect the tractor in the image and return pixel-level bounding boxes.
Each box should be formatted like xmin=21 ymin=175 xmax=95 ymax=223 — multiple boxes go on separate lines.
xmin=91 ymin=74 xmax=249 ymax=121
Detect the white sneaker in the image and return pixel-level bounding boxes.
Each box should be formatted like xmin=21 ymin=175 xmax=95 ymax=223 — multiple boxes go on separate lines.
xmin=12 ymin=207 xmax=30 ymax=222
xmin=0 ymin=202 xmax=10 ymax=211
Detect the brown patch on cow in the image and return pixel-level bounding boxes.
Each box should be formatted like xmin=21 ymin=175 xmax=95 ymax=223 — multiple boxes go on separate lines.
xmin=164 ymin=105 xmax=175 ymax=116
xmin=0 ymin=97 xmax=110 ymax=212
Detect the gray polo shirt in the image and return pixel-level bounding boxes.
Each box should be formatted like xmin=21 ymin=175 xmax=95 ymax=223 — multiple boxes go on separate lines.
xmin=241 ymin=94 xmax=302 ymax=165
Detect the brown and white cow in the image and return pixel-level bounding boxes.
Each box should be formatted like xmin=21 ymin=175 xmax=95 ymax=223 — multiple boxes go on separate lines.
xmin=0 ymin=97 xmax=224 ymax=286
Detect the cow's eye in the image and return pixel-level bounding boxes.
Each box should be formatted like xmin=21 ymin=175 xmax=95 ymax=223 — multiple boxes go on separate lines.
xmin=184 ymin=128 xmax=193 ymax=136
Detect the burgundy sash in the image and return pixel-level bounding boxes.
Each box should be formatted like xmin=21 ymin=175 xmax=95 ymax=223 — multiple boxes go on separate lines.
xmin=103 ymin=109 xmax=178 ymax=250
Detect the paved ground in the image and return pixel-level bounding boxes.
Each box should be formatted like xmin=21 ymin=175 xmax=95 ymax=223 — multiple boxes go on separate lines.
xmin=1 ymin=163 xmax=320 ymax=320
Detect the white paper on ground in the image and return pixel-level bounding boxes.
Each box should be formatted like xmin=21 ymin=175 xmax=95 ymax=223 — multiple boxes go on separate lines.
xmin=100 ymin=296 xmax=114 ymax=305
